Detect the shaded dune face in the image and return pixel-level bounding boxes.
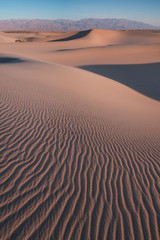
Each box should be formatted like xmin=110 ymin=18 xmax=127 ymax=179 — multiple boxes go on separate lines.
xmin=0 ymin=57 xmax=160 ymax=240
xmin=79 ymin=63 xmax=160 ymax=101
xmin=0 ymin=57 xmax=25 ymax=64
xmin=50 ymin=30 xmax=92 ymax=42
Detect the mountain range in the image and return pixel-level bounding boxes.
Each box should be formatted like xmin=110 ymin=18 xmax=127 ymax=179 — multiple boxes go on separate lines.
xmin=0 ymin=18 xmax=159 ymax=31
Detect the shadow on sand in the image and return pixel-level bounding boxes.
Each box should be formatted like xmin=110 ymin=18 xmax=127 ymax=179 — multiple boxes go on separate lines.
xmin=79 ymin=63 xmax=160 ymax=101
xmin=49 ymin=29 xmax=91 ymax=42
xmin=0 ymin=57 xmax=26 ymax=64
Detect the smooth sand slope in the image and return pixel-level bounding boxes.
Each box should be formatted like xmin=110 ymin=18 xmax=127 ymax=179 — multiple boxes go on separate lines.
xmin=0 ymin=30 xmax=160 ymax=240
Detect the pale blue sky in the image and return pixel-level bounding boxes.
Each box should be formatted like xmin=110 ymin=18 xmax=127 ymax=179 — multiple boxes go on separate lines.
xmin=0 ymin=0 xmax=160 ymax=26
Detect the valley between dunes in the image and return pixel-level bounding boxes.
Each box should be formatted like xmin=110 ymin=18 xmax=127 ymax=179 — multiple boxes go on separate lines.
xmin=0 ymin=29 xmax=160 ymax=240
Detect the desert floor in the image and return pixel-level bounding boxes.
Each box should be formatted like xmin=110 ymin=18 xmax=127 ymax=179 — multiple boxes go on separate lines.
xmin=0 ymin=29 xmax=160 ymax=240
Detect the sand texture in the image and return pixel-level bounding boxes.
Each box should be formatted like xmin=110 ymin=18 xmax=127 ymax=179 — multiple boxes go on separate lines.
xmin=0 ymin=30 xmax=160 ymax=240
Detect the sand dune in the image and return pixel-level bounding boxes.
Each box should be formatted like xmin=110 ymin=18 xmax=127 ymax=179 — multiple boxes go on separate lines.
xmin=1 ymin=29 xmax=160 ymax=46
xmin=0 ymin=30 xmax=160 ymax=240
xmin=1 ymin=31 xmax=79 ymax=43
xmin=50 ymin=29 xmax=160 ymax=46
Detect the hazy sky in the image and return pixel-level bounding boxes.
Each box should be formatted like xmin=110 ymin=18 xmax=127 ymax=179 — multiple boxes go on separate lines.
xmin=0 ymin=0 xmax=160 ymax=26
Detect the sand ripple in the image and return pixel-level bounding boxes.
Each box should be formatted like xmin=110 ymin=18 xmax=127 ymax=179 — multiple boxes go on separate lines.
xmin=0 ymin=73 xmax=160 ymax=240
